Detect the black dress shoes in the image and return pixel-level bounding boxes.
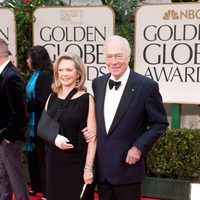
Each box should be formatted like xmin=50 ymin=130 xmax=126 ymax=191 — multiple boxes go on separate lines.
xmin=29 ymin=190 xmax=39 ymax=195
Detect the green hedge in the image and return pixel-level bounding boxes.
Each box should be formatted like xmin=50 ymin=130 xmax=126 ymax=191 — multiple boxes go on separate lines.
xmin=146 ymin=129 xmax=200 ymax=182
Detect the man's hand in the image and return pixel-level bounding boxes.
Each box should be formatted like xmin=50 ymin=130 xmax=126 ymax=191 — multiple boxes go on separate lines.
xmin=0 ymin=128 xmax=7 ymax=144
xmin=125 ymin=146 xmax=142 ymax=165
xmin=82 ymin=127 xmax=96 ymax=143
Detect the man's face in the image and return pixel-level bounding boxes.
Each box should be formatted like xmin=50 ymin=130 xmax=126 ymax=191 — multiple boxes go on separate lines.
xmin=105 ymin=40 xmax=130 ymax=80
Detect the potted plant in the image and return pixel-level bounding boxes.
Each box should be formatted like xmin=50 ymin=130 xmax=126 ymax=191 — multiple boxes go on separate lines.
xmin=142 ymin=129 xmax=200 ymax=200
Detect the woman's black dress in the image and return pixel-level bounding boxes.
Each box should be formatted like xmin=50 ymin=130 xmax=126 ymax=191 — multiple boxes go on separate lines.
xmin=46 ymin=93 xmax=89 ymax=200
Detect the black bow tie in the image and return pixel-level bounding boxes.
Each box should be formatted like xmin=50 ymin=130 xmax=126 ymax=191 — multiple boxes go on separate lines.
xmin=109 ymin=79 xmax=121 ymax=90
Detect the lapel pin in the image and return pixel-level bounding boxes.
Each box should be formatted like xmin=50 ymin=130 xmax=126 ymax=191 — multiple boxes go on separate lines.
xmin=132 ymin=89 xmax=135 ymax=92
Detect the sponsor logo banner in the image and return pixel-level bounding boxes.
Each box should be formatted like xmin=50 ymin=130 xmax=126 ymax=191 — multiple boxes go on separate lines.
xmin=135 ymin=3 xmax=200 ymax=104
xmin=33 ymin=6 xmax=114 ymax=93
xmin=0 ymin=8 xmax=16 ymax=63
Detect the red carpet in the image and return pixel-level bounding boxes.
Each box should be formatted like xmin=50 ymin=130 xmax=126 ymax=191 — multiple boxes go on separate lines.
xmin=12 ymin=186 xmax=162 ymax=200
xmin=14 ymin=192 xmax=162 ymax=200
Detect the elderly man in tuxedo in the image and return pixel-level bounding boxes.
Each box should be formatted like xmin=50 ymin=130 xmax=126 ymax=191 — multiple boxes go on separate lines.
xmin=0 ymin=38 xmax=29 ymax=200
xmin=84 ymin=35 xmax=168 ymax=200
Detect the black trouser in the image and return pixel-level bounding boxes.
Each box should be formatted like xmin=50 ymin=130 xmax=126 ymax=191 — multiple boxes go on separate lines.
xmin=97 ymin=179 xmax=141 ymax=200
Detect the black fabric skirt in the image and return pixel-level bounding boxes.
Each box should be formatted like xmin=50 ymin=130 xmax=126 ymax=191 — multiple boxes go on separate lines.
xmin=46 ymin=145 xmax=86 ymax=200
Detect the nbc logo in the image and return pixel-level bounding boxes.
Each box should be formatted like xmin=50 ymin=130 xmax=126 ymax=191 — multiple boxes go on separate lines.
xmin=163 ymin=9 xmax=200 ymax=20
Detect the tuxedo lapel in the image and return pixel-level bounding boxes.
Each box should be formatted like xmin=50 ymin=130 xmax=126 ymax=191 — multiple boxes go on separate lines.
xmin=0 ymin=74 xmax=3 ymax=94
xmin=96 ymin=74 xmax=110 ymax=135
xmin=108 ymin=71 xmax=136 ymax=135
xmin=0 ymin=64 xmax=10 ymax=92
xmin=1 ymin=63 xmax=11 ymax=77
xmin=0 ymin=74 xmax=3 ymax=83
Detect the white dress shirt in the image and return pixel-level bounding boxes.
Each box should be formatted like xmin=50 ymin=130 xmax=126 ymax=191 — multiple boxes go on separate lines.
xmin=104 ymin=67 xmax=130 ymax=133
xmin=0 ymin=60 xmax=9 ymax=74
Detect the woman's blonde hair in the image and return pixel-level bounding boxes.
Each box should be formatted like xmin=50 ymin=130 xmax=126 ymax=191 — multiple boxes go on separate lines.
xmin=52 ymin=53 xmax=86 ymax=94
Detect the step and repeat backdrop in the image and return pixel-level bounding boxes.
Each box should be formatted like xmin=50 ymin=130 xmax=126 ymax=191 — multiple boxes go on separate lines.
xmin=33 ymin=6 xmax=114 ymax=93
xmin=0 ymin=8 xmax=16 ymax=62
xmin=135 ymin=3 xmax=200 ymax=104
xmin=1 ymin=3 xmax=200 ymax=101
xmin=0 ymin=6 xmax=114 ymax=93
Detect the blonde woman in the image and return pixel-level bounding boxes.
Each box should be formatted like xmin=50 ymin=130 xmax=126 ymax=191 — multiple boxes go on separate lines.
xmin=45 ymin=53 xmax=96 ymax=200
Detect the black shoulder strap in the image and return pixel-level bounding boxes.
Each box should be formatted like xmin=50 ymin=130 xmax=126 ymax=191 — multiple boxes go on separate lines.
xmin=54 ymin=88 xmax=77 ymax=121
xmin=46 ymin=92 xmax=56 ymax=111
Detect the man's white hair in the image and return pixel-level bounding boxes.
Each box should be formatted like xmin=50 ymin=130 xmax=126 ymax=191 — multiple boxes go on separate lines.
xmin=104 ymin=35 xmax=131 ymax=58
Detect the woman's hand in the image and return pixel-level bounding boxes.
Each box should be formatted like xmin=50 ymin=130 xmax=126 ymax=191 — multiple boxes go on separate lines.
xmin=55 ymin=134 xmax=74 ymax=150
xmin=83 ymin=163 xmax=94 ymax=184
xmin=83 ymin=169 xmax=93 ymax=184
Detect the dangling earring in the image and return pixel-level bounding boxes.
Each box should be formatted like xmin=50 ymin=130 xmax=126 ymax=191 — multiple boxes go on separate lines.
xmin=76 ymin=78 xmax=80 ymax=85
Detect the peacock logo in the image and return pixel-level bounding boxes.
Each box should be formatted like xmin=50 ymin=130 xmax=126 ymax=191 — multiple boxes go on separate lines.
xmin=163 ymin=9 xmax=200 ymax=20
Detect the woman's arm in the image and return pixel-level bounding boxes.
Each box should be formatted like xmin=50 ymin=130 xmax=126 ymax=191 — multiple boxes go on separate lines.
xmin=83 ymin=95 xmax=97 ymax=184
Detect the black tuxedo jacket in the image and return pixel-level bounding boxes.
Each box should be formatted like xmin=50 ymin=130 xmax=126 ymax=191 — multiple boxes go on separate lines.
xmin=0 ymin=61 xmax=27 ymax=142
xmin=92 ymin=70 xmax=168 ymax=184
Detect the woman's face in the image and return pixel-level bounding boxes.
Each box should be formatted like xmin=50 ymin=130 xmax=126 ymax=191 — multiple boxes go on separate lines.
xmin=58 ymin=59 xmax=79 ymax=88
